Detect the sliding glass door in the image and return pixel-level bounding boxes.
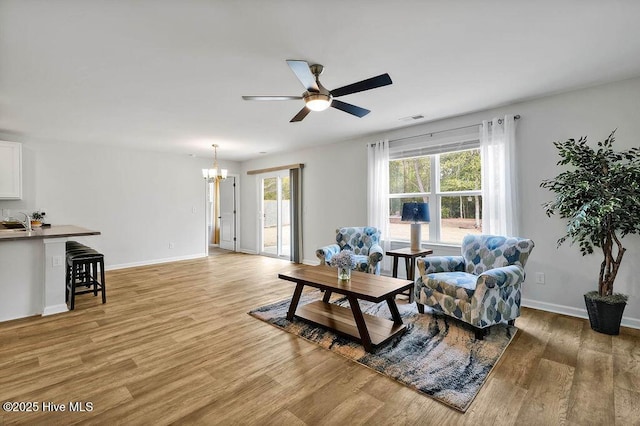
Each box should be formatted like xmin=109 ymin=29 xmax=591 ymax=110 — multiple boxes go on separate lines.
xmin=260 ymin=171 xmax=290 ymax=258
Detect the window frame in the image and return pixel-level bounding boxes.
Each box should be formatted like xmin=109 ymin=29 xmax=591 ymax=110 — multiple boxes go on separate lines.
xmin=388 ymin=142 xmax=482 ymax=244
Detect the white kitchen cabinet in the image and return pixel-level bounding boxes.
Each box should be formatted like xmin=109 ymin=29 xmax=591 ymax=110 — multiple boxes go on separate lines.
xmin=0 ymin=141 xmax=22 ymax=199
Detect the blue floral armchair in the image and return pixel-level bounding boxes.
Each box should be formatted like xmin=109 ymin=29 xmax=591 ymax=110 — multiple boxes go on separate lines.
xmin=316 ymin=227 xmax=384 ymax=274
xmin=414 ymin=234 xmax=535 ymax=338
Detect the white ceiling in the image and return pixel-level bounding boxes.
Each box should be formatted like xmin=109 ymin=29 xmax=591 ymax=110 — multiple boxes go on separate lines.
xmin=2 ymin=1 xmax=640 ymax=162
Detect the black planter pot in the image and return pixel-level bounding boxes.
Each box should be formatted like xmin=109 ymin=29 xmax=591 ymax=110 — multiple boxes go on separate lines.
xmin=584 ymin=294 xmax=626 ymax=335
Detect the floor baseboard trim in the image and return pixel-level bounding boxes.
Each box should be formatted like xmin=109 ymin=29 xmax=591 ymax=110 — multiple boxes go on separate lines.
xmin=107 ymin=253 xmax=207 ymax=271
xmin=42 ymin=304 xmax=68 ymax=317
xmin=522 ymin=297 xmax=640 ymax=330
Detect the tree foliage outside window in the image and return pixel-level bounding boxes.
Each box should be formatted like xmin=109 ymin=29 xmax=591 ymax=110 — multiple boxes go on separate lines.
xmin=439 ymin=150 xmax=481 ymax=192
xmin=263 ymin=176 xmax=290 ymax=201
xmin=389 ymin=156 xmax=431 ymax=194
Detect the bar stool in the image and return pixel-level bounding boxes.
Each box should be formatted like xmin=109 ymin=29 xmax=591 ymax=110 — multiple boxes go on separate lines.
xmin=66 ymin=241 xmax=106 ymax=310
xmin=66 ymin=241 xmax=97 ymax=287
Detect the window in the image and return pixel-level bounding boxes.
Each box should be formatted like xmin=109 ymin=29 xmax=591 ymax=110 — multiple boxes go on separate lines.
xmin=388 ymin=140 xmax=482 ymax=244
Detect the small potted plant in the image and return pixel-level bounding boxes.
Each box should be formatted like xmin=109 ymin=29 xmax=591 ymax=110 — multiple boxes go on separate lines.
xmin=540 ymin=130 xmax=640 ymax=334
xmin=330 ymin=250 xmax=357 ymax=280
xmin=31 ymin=210 xmax=46 ymax=227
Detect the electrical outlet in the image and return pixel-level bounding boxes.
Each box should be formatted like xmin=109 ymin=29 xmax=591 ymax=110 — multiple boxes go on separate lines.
xmin=169 ymin=242 xmax=175 ymax=249
xmin=535 ymin=272 xmax=545 ymax=284
xmin=192 ymin=206 xmax=197 ymax=214
xmin=52 ymin=256 xmax=64 ymax=267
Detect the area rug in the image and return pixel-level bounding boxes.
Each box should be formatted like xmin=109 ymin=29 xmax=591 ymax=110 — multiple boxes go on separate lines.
xmin=248 ymin=291 xmax=517 ymax=412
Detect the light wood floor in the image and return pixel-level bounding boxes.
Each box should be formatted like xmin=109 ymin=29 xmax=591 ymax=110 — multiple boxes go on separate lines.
xmin=1 ymin=251 xmax=639 ymax=425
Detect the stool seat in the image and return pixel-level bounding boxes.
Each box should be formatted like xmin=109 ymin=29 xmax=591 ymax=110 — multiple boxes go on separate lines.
xmin=67 ymin=250 xmax=101 ymax=263
xmin=66 ymin=240 xmax=106 ymax=310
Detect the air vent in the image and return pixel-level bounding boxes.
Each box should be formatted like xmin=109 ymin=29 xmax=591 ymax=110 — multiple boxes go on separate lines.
xmin=399 ymin=114 xmax=425 ymax=122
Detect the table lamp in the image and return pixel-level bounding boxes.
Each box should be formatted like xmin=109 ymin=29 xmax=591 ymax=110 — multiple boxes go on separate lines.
xmin=401 ymin=202 xmax=430 ymax=250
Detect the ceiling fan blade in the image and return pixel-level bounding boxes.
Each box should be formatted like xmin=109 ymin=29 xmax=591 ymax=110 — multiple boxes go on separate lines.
xmin=331 ymin=99 xmax=370 ymax=118
xmin=330 ymin=73 xmax=392 ymax=98
xmin=286 ymin=60 xmax=319 ymax=92
xmin=290 ymin=107 xmax=311 ymax=122
xmin=242 ymin=95 xmax=302 ymax=101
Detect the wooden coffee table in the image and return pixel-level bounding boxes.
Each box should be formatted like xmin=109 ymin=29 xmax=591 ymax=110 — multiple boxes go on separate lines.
xmin=278 ymin=265 xmax=413 ymax=352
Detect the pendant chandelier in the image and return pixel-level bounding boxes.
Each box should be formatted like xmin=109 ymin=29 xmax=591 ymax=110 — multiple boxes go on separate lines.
xmin=202 ymin=144 xmax=227 ymax=182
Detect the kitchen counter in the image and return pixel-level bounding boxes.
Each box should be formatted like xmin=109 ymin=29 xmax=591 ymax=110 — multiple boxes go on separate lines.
xmin=0 ymin=225 xmax=101 ymax=322
xmin=0 ymin=225 xmax=100 ymax=241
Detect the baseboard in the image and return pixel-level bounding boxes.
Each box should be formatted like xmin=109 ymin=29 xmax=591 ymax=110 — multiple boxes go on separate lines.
xmin=42 ymin=304 xmax=68 ymax=316
xmin=302 ymin=258 xmax=317 ymax=266
xmin=106 ymin=253 xmax=207 ymax=271
xmin=522 ymin=298 xmax=640 ymax=330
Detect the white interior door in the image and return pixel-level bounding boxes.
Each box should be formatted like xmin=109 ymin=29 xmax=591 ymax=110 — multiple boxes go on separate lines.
xmin=205 ymin=181 xmax=214 ymax=249
xmin=219 ymin=177 xmax=236 ymax=251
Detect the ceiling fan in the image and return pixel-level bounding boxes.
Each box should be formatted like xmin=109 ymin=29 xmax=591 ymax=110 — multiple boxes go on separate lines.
xmin=242 ymin=60 xmax=392 ymax=122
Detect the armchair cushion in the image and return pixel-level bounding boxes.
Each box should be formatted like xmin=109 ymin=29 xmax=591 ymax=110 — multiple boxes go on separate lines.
xmin=335 ymin=226 xmax=380 ymax=255
xmin=316 ymin=226 xmax=383 ymax=274
xmin=417 ymin=255 xmax=465 ymax=275
xmin=462 ymin=234 xmax=533 ymax=275
xmin=425 ymin=271 xmax=477 ymax=302
xmin=353 ymin=255 xmax=369 ymax=273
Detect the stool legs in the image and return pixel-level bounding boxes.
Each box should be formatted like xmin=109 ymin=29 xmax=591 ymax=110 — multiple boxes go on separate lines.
xmin=95 ymin=258 xmax=106 ymax=303
xmin=92 ymin=260 xmax=98 ymax=296
xmin=66 ymin=256 xmax=106 ymax=310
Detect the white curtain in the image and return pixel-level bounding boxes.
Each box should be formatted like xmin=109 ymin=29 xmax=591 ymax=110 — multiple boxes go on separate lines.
xmin=367 ymin=139 xmax=391 ymax=271
xmin=480 ymin=115 xmax=519 ymax=236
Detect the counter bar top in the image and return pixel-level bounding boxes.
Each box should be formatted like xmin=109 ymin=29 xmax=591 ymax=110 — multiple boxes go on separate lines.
xmin=0 ymin=225 xmax=101 ymax=242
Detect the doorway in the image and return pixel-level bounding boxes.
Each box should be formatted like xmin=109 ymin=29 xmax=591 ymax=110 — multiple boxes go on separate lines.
xmin=205 ymin=176 xmax=237 ymax=253
xmin=260 ymin=171 xmax=290 ymax=258
xmin=219 ymin=177 xmax=236 ymax=251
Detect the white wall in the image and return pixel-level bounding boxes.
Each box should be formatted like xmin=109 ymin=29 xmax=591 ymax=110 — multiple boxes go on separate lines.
xmin=0 ymin=142 xmax=240 ymax=268
xmin=240 ymin=139 xmax=369 ymax=257
xmin=239 ymin=76 xmax=640 ymax=328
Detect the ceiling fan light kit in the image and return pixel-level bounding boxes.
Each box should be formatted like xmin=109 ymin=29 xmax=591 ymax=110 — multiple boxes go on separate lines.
xmin=242 ymin=60 xmax=392 ymax=122
xmin=304 ymin=92 xmax=332 ymax=111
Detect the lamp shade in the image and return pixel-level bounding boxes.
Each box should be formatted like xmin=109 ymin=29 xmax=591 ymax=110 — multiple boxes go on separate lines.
xmin=401 ymin=202 xmax=430 ymax=223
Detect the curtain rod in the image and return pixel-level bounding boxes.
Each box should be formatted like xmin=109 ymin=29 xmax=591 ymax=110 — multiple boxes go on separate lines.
xmin=247 ymin=163 xmax=304 ymax=175
xmin=387 ymin=114 xmax=521 ymax=144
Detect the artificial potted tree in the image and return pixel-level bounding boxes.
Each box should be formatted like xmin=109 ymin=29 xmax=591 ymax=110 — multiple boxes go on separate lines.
xmin=540 ymin=130 xmax=640 ymax=335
